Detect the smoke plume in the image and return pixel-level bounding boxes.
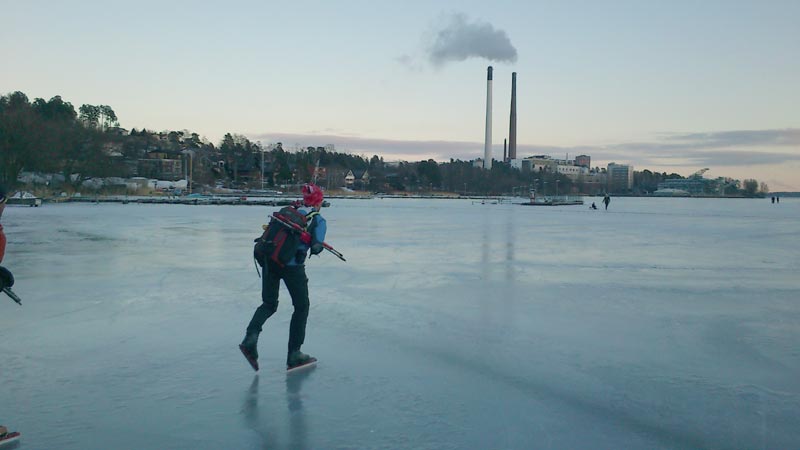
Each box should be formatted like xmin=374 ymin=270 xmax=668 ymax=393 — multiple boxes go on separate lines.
xmin=427 ymin=14 xmax=517 ymax=67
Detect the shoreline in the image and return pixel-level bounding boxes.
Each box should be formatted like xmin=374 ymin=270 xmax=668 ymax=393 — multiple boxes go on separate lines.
xmin=32 ymin=193 xmax=773 ymax=206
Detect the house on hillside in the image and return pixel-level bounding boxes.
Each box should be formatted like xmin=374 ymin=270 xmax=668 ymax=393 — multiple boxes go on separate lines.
xmin=138 ymin=150 xmax=183 ymax=180
xmin=232 ymin=152 xmax=258 ymax=185
xmin=345 ymin=169 xmax=369 ymax=190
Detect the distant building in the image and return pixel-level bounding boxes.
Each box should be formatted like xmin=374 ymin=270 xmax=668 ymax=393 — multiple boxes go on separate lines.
xmin=138 ymin=159 xmax=183 ymax=180
xmin=607 ymin=163 xmax=634 ymax=191
xmin=653 ymin=187 xmax=691 ymax=197
xmin=508 ymin=154 xmax=594 ymax=178
xmin=556 ymin=164 xmax=588 ymax=179
xmin=657 ymin=178 xmax=708 ymax=195
xmin=523 ymin=155 xmax=557 ymax=173
xmin=578 ymin=172 xmax=607 ymax=195
xmin=129 ymin=177 xmax=150 ymax=189
xmin=345 ymin=169 xmax=370 ymax=190
xmin=138 ymin=150 xmax=183 ymax=180
xmin=575 ymin=155 xmax=591 ymax=168
xmin=656 ymin=171 xmax=731 ymax=196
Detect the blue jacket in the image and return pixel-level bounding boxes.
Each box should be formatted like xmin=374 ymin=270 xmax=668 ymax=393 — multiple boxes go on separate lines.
xmin=286 ymin=208 xmax=327 ymax=266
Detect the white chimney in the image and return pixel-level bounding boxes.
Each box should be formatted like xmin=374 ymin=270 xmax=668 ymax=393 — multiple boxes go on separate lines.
xmin=484 ymin=66 xmax=493 ymax=170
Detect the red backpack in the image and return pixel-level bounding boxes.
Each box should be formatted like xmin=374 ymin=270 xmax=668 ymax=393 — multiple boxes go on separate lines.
xmin=253 ymin=205 xmax=309 ymax=267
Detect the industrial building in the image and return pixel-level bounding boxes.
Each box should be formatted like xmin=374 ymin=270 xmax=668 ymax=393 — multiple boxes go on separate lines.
xmin=655 ymin=169 xmax=727 ymax=196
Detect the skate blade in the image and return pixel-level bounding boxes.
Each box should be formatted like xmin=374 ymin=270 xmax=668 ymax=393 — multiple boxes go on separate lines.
xmin=286 ymin=358 xmax=317 ymax=373
xmin=0 ymin=432 xmax=21 ymax=447
xmin=239 ymin=345 xmax=259 ymax=372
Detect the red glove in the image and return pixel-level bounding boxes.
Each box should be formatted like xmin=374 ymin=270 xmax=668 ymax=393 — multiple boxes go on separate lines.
xmin=300 ymin=231 xmax=312 ymax=245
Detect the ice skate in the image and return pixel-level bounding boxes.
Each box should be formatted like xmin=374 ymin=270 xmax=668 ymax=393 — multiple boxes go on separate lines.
xmin=239 ymin=333 xmax=259 ymax=372
xmin=286 ymin=350 xmax=317 ymax=372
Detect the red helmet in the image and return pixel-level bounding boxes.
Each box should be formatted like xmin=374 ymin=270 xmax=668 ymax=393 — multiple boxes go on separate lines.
xmin=302 ymin=183 xmax=324 ymax=206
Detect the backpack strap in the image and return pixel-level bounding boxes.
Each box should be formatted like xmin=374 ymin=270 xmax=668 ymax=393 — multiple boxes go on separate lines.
xmin=305 ymin=211 xmax=320 ymax=236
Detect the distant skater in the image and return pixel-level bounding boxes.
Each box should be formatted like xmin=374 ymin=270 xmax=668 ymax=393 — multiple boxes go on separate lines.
xmin=240 ymin=183 xmax=327 ymax=371
xmin=602 ymin=194 xmax=611 ymax=210
xmin=771 ymin=196 xmax=775 ymax=204
xmin=590 ymin=202 xmax=598 ymax=210
xmin=777 ymin=196 xmax=780 ymax=203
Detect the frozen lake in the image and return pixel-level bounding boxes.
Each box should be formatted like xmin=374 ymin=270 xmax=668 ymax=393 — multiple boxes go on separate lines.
xmin=1 ymin=197 xmax=799 ymax=449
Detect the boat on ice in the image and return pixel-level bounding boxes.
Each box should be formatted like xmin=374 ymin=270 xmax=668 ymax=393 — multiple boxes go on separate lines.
xmin=520 ymin=189 xmax=583 ymax=206
xmin=7 ymin=191 xmax=42 ymax=207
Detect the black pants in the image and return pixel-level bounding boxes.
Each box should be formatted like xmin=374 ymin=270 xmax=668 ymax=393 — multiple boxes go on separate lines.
xmin=246 ymin=262 xmax=310 ymax=357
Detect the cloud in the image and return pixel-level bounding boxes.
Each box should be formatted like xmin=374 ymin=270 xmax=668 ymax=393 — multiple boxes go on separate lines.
xmin=249 ymin=132 xmax=478 ymax=160
xmin=426 ymin=13 xmax=517 ymax=67
xmin=662 ymin=129 xmax=800 ymax=148
xmin=248 ymin=128 xmax=800 ymax=167
xmin=686 ymin=150 xmax=800 ymax=166
xmin=395 ymin=54 xmax=423 ymax=72
xmin=601 ymin=129 xmax=800 ymax=166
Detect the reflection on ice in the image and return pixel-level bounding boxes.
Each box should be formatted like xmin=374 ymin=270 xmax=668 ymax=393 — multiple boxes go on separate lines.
xmin=241 ymin=366 xmax=315 ymax=449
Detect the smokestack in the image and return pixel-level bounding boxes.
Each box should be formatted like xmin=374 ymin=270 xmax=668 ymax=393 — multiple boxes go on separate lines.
xmin=484 ymin=66 xmax=493 ymax=170
xmin=503 ymin=138 xmax=507 ymax=162
xmin=508 ymin=72 xmax=517 ymax=161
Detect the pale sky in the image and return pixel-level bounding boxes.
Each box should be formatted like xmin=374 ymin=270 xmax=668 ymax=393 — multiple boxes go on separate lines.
xmin=3 ymin=0 xmax=799 ymax=189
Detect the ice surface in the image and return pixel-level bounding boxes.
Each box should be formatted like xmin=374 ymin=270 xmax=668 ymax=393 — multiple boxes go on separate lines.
xmin=1 ymin=197 xmax=799 ymax=449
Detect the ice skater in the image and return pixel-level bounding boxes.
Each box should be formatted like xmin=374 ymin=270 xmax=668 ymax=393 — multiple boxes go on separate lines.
xmin=240 ymin=183 xmax=327 ymax=372
xmin=603 ymin=193 xmax=611 ymax=210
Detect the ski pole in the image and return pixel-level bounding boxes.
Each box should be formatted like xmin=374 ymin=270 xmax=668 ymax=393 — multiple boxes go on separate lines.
xmin=320 ymin=242 xmax=346 ymax=261
xmin=269 ymin=214 xmax=346 ymax=262
xmin=3 ymin=287 xmax=22 ymax=305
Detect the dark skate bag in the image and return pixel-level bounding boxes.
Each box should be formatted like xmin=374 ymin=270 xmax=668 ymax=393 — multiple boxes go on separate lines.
xmin=253 ymin=206 xmax=308 ymax=267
